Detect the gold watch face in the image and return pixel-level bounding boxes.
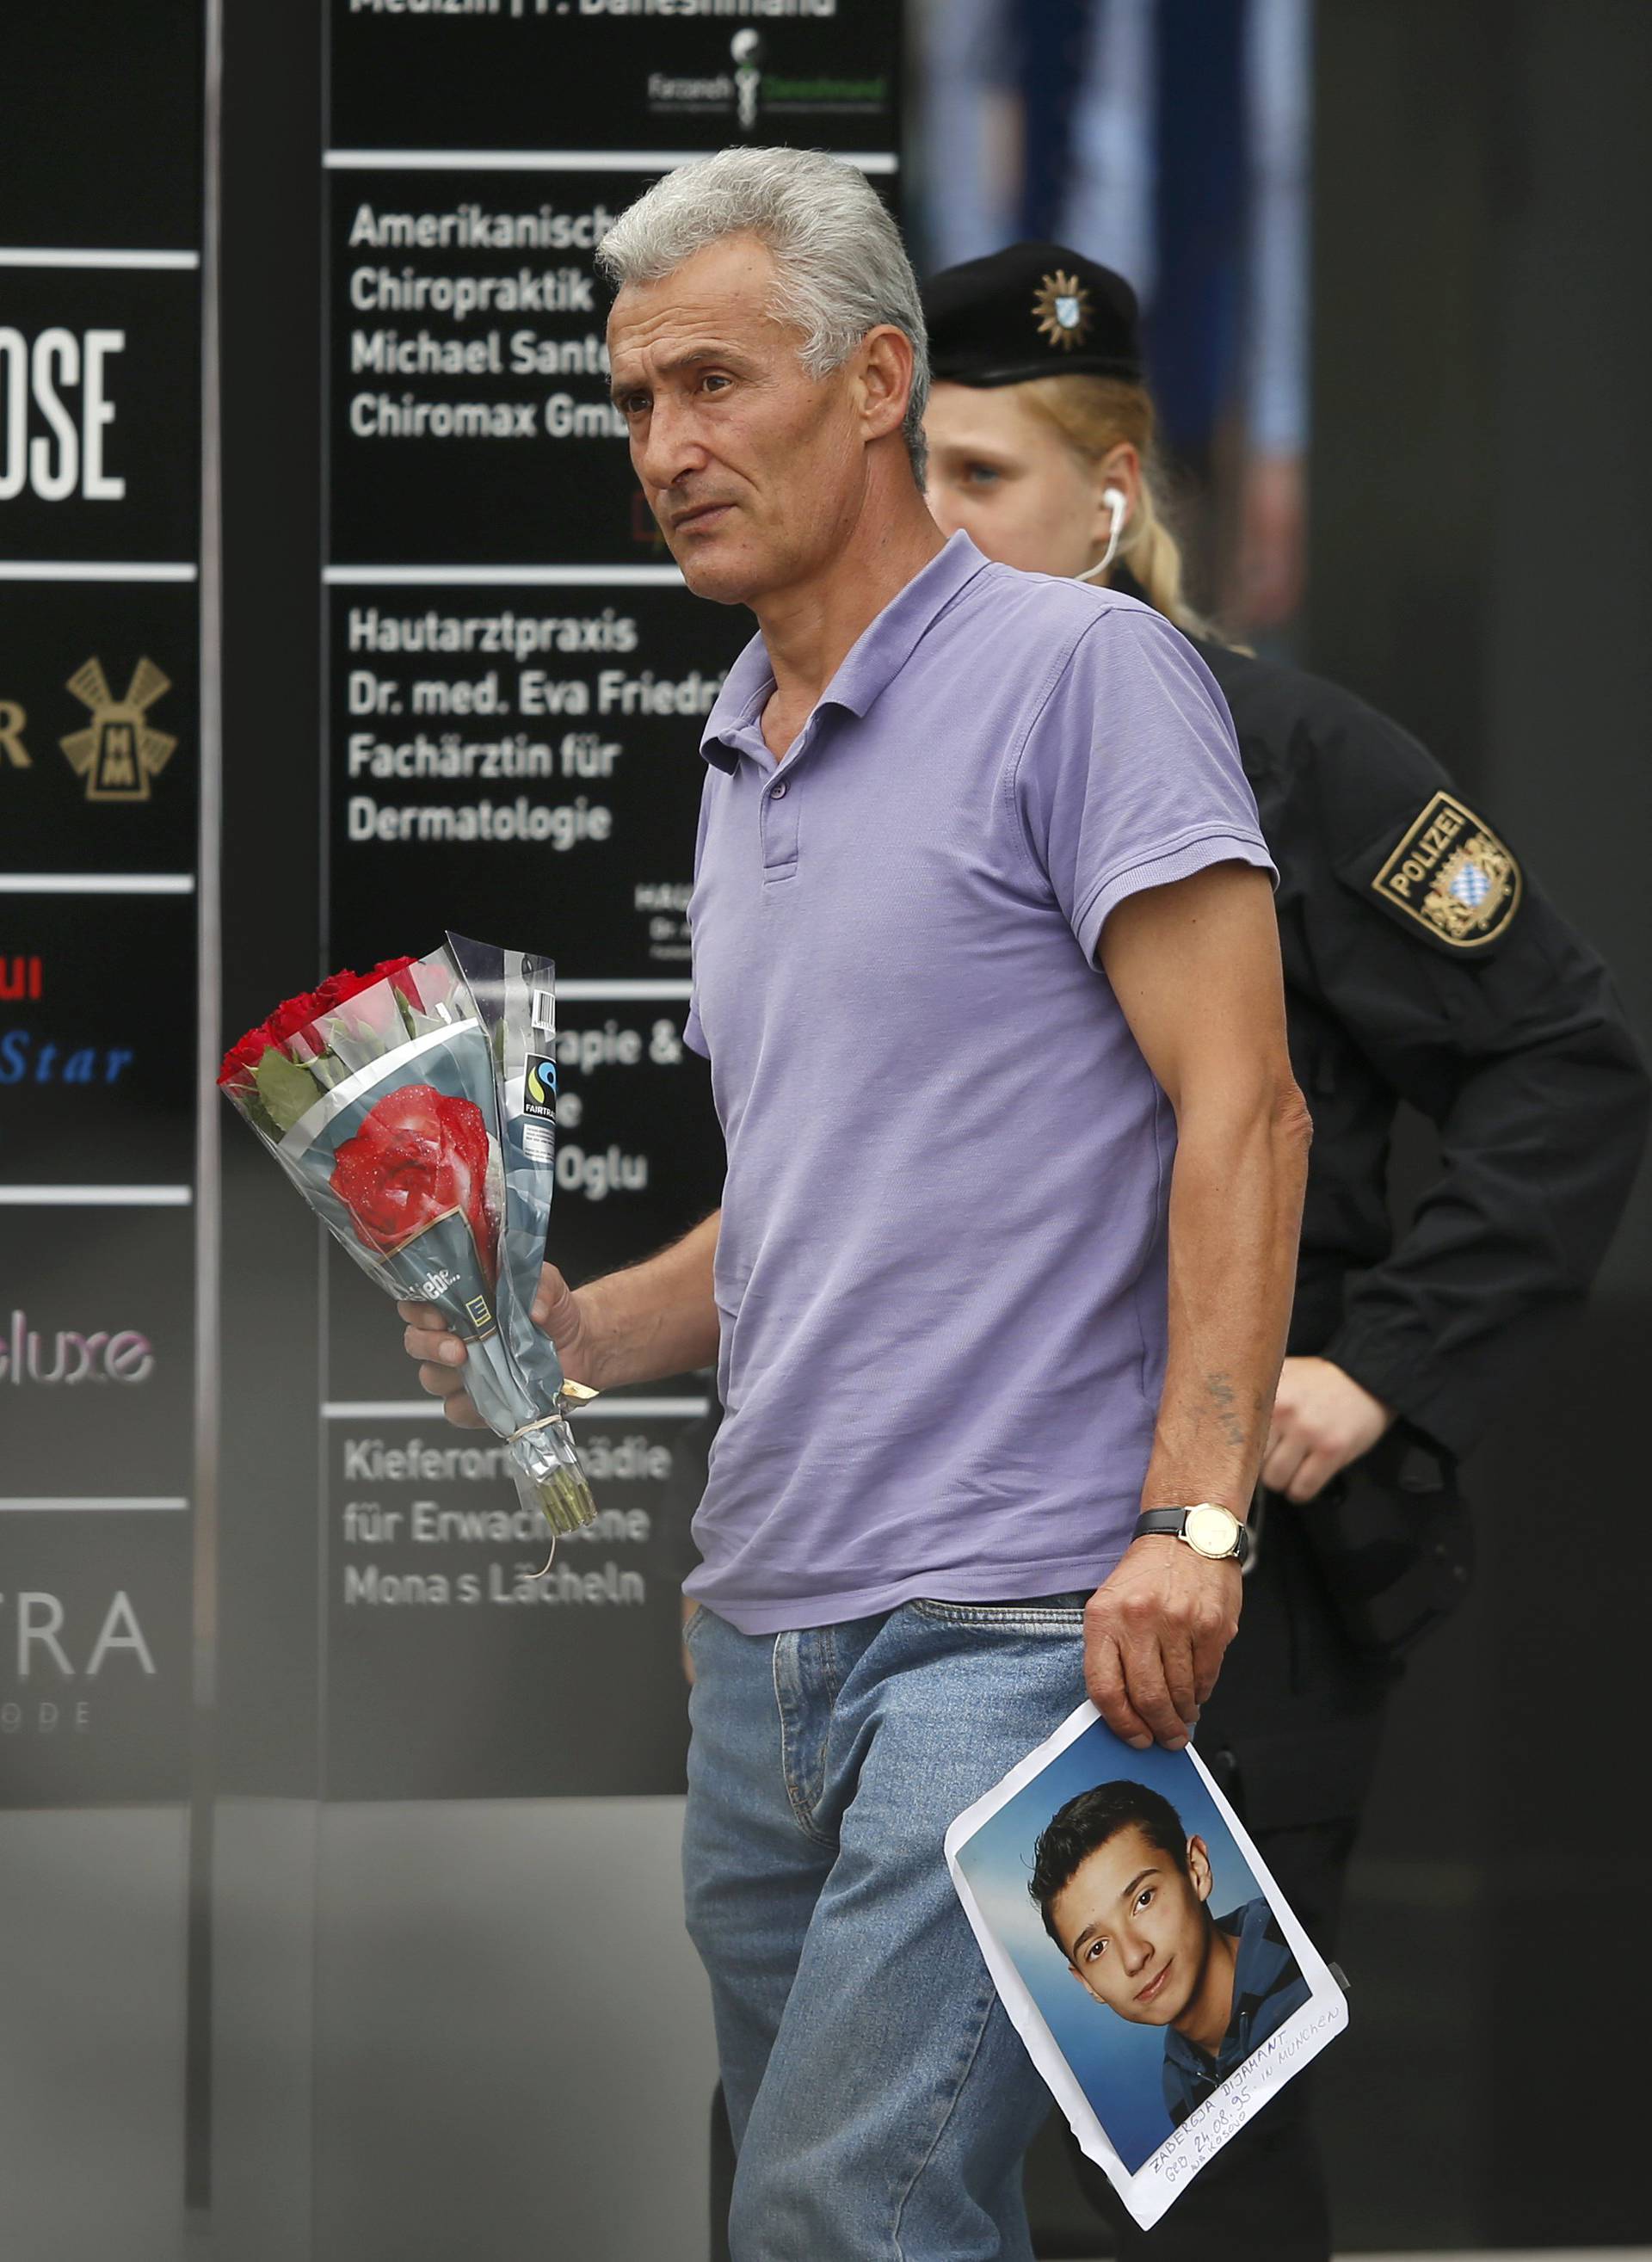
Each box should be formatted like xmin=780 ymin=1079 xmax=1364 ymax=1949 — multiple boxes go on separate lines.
xmin=1184 ymin=1505 xmax=1241 ymax=1559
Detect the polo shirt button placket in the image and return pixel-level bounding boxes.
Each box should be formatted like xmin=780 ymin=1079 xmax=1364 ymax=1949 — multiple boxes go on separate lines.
xmin=761 ymin=767 xmax=801 ymax=879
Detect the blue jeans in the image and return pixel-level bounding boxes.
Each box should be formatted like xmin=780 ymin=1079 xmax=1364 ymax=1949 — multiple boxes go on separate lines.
xmin=681 ymin=1594 xmax=1090 ymax=2262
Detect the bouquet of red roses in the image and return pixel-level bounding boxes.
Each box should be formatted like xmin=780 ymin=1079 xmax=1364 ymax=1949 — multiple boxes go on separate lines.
xmin=219 ymin=933 xmax=596 ymax=1556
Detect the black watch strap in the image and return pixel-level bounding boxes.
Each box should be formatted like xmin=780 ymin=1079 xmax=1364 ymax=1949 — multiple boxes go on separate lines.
xmin=1133 ymin=1506 xmax=1251 ymax=1566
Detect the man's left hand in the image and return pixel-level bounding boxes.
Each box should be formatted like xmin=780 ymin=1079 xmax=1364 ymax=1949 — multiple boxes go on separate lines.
xmin=1262 ymin=1356 xmax=1395 ymax=1502
xmin=1083 ymin=1541 xmax=1242 ymax=1753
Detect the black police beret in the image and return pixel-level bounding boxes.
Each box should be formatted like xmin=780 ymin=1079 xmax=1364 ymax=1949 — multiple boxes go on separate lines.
xmin=922 ymin=241 xmax=1143 ymax=387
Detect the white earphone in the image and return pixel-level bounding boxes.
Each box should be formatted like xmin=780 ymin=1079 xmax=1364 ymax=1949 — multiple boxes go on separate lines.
xmin=1076 ymin=484 xmax=1129 ymax=584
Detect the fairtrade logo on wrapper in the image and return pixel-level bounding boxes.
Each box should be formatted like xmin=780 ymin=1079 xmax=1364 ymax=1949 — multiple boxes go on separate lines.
xmin=525 ymin=1053 xmax=557 ymax=1119
xmin=522 ymin=1051 xmax=558 ymax=1165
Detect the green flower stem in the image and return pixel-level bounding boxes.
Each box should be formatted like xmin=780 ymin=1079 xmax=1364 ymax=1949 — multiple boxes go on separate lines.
xmin=510 ymin=1413 xmax=599 ymax=1539
xmin=533 ymin=1461 xmax=600 ymax=1538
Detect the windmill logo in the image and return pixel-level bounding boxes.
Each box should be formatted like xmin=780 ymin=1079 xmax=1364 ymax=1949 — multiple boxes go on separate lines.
xmin=59 ymin=657 xmax=177 ymax=804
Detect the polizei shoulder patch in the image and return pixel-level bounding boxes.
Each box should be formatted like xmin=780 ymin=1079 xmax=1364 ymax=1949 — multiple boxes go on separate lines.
xmin=1369 ymin=790 xmax=1522 ymax=948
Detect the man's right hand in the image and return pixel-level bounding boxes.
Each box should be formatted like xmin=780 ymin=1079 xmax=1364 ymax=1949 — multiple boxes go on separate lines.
xmin=398 ymin=1261 xmax=593 ymax=1428
xmin=1082 ymin=1536 xmax=1242 ymax=1752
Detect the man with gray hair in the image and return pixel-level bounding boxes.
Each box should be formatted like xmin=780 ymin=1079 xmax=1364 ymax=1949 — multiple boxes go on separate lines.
xmin=400 ymin=146 xmax=1310 ymax=2260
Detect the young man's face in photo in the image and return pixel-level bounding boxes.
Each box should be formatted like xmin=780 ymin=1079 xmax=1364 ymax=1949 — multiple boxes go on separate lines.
xmin=1049 ymin=1821 xmax=1215 ymax=2026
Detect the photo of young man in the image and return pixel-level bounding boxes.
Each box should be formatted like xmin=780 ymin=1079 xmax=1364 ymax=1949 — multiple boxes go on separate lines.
xmin=1030 ymin=1779 xmax=1310 ymax=2125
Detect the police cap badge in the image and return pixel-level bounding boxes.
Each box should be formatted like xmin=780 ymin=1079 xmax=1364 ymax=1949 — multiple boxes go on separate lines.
xmin=922 ymin=241 xmax=1143 ymax=388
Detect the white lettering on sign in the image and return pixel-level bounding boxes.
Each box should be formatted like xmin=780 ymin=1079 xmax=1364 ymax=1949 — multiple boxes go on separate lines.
xmin=0 ymin=328 xmax=125 ymax=502
xmin=347 ymin=607 xmax=638 ymax=659
xmin=2 ymin=1590 xmax=157 ymax=1680
xmin=347 ymin=203 xmax=618 ymax=255
xmin=346 ymin=792 xmax=613 ymax=848
xmin=349 ymin=266 xmax=595 ymax=318
xmin=0 ymin=1310 xmax=155 ymax=1385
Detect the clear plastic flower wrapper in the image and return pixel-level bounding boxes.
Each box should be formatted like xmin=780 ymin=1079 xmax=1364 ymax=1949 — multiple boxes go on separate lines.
xmin=218 ymin=934 xmax=597 ymax=1562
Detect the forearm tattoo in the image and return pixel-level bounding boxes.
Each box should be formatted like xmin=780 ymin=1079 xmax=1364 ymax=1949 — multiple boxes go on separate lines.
xmin=1203 ymin=1371 xmax=1248 ymax=1452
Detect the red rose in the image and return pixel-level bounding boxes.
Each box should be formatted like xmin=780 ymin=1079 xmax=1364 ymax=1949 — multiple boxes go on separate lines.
xmin=385 ymin=955 xmax=457 ymax=1018
xmin=266 ymin=988 xmax=328 ymax=1050
xmin=329 ymin=1082 xmax=496 ymax=1271
xmin=217 ymin=1023 xmax=275 ymax=1087
xmin=309 ymin=969 xmax=361 ymax=1017
xmin=324 ymin=966 xmax=408 ymax=1046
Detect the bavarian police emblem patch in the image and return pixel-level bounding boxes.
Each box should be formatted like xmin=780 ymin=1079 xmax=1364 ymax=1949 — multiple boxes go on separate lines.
xmin=1370 ymin=791 xmax=1521 ymax=948
xmin=1032 ymin=269 xmax=1093 ymax=352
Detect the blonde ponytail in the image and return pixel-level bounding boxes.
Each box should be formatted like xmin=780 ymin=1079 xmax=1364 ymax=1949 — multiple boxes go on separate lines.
xmin=1017 ymin=375 xmax=1232 ymax=646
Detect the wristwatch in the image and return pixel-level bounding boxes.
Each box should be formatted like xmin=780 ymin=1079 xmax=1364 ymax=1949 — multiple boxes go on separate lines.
xmin=1132 ymin=1503 xmax=1250 ymax=1567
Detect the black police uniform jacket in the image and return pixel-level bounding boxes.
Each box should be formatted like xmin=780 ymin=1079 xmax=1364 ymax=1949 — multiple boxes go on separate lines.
xmin=1179 ymin=620 xmax=1649 ymax=1461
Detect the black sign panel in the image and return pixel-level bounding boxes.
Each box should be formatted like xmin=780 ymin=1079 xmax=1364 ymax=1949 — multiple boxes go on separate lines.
xmin=0 ymin=581 xmax=200 ymax=875
xmin=0 ymin=893 xmax=196 ymax=1186
xmin=323 ymin=1408 xmax=693 ymax=1798
xmin=0 ymin=1204 xmax=195 ymax=1805
xmin=3 ymin=0 xmax=205 ymax=252
xmin=0 ymin=1507 xmax=193 ymax=1806
xmin=0 ymin=1205 xmax=194 ymax=1495
xmin=0 ymin=269 xmax=201 ymax=564
xmin=328 ymin=163 xmax=663 ymax=568
xmin=330 ymin=1 xmax=900 ymax=157
xmin=326 ymin=580 xmax=744 ymax=969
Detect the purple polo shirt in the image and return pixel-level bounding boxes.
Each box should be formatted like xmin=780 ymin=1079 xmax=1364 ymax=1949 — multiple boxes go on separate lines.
xmin=681 ymin=533 xmax=1273 ymax=1634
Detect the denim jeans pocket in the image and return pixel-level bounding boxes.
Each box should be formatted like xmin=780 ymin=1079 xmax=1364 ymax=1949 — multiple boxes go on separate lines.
xmin=907 ymin=1593 xmax=1088 ymax=1631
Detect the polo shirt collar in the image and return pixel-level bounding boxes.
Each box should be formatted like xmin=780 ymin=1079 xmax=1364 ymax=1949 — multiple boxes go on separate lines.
xmin=700 ymin=530 xmax=990 ymax=772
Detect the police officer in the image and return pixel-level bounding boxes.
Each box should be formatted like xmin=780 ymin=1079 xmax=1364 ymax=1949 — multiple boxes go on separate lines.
xmin=913 ymin=242 xmax=1649 ymax=2259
